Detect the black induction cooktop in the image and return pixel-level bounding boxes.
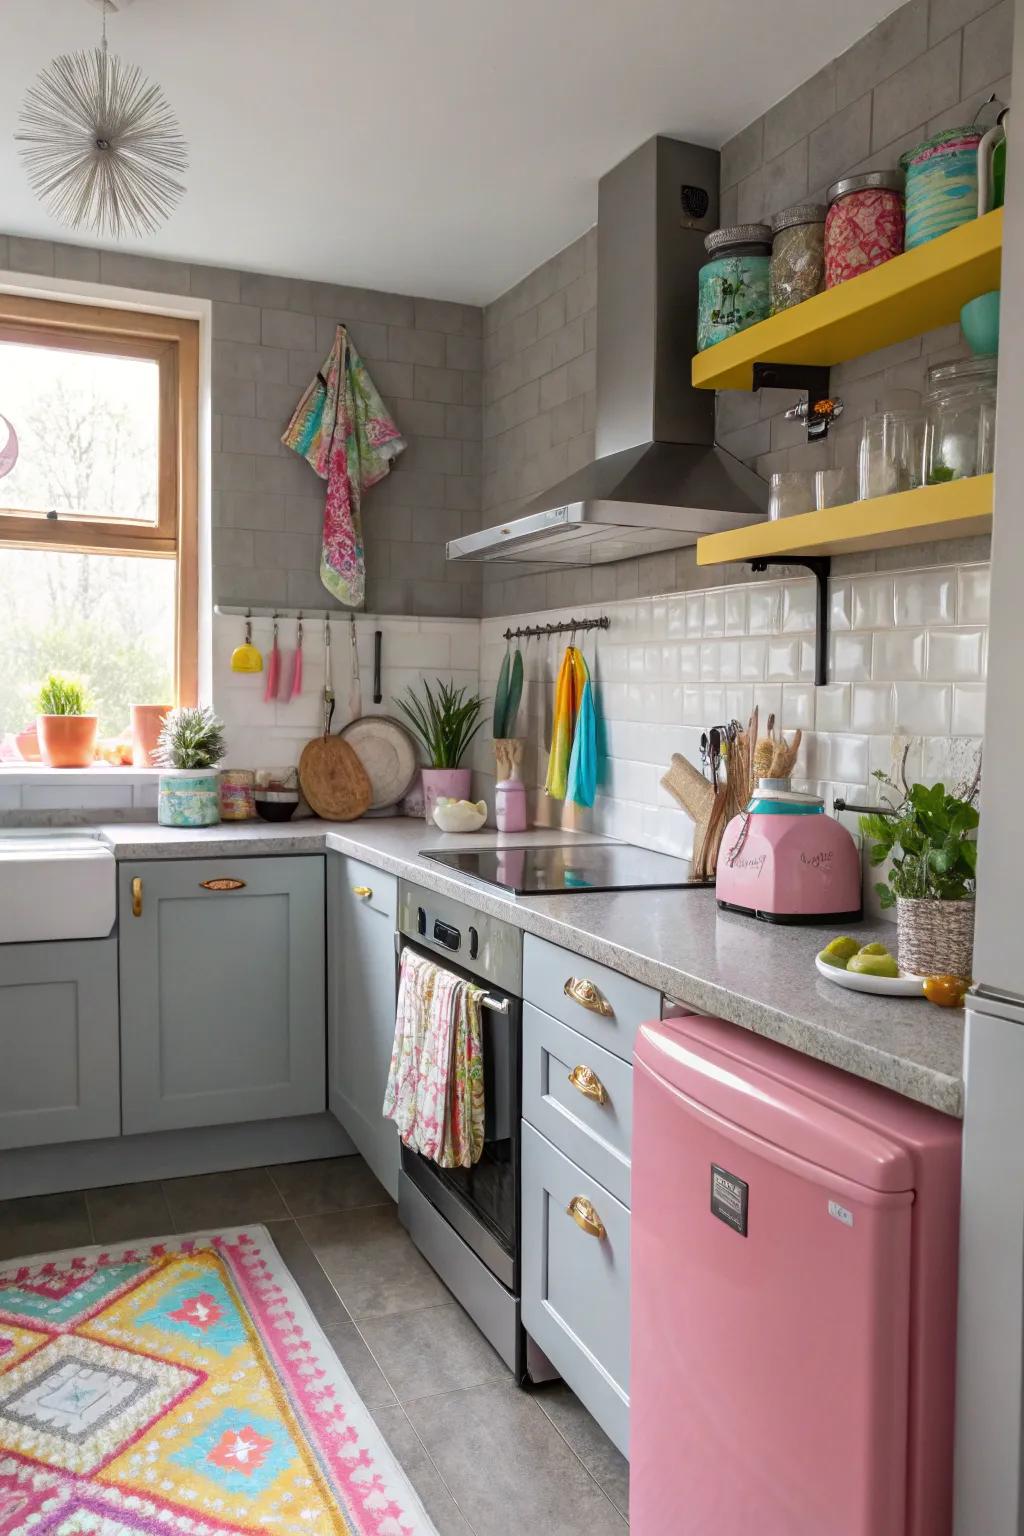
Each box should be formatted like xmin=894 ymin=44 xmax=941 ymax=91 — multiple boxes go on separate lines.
xmin=420 ymin=842 xmax=710 ymax=896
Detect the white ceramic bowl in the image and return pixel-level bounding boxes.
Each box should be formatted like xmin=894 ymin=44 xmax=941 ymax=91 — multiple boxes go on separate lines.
xmin=432 ymin=797 xmax=488 ymax=833
xmin=815 ymin=953 xmax=924 ymax=997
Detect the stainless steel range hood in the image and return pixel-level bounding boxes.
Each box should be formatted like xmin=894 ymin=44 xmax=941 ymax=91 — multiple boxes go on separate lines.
xmin=448 ymin=136 xmax=768 ymax=567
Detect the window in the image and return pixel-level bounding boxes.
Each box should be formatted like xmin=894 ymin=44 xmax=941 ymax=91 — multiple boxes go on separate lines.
xmin=0 ymin=295 xmax=197 ymax=747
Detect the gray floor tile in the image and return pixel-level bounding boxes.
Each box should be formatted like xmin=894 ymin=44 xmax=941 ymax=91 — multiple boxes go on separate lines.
xmin=300 ymin=1205 xmax=450 ymax=1320
xmin=86 ymin=1181 xmax=174 ymax=1245
xmin=267 ymin=1220 xmax=396 ymax=1411
xmin=161 ymin=1167 xmax=288 ymax=1231
xmin=372 ymin=1405 xmax=475 ymax=1536
xmin=534 ymin=1380 xmax=630 ymax=1518
xmin=0 ymin=1191 xmax=92 ymax=1261
xmin=407 ymin=1381 xmax=627 ymax=1535
xmin=359 ymin=1301 xmax=511 ymax=1403
xmin=267 ymin=1155 xmax=389 ymax=1218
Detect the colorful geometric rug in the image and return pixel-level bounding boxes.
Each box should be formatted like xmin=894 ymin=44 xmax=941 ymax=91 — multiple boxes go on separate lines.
xmin=0 ymin=1226 xmax=436 ymax=1536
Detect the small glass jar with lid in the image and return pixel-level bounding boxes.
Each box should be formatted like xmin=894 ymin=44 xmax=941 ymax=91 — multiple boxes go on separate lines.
xmin=825 ymin=172 xmax=904 ymax=287
xmin=924 ymin=356 xmax=998 ymax=483
xmin=769 ymin=204 xmax=825 ymax=312
xmin=697 ymin=224 xmax=771 ymax=350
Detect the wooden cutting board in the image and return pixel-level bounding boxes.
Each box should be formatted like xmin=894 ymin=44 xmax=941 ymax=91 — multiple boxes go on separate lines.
xmin=298 ymin=735 xmax=372 ymax=821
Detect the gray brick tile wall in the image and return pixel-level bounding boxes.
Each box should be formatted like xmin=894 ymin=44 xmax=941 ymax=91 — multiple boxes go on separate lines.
xmin=0 ymin=236 xmax=486 ymax=617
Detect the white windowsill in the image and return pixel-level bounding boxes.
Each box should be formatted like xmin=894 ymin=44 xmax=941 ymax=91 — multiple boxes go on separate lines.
xmin=0 ymin=765 xmax=161 ymax=785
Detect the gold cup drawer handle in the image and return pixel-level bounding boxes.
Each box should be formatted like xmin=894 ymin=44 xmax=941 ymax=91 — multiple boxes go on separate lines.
xmin=130 ymin=876 xmax=143 ymax=917
xmin=200 ymin=878 xmax=246 ymax=891
xmin=352 ymin=885 xmax=373 ymax=898
xmin=567 ymin=1195 xmax=606 ymax=1240
xmin=568 ymin=1065 xmax=608 ymax=1105
xmin=563 ymin=976 xmax=613 ymax=1017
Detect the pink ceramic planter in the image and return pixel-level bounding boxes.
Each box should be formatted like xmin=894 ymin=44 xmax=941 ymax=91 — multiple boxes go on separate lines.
xmin=420 ymin=767 xmax=471 ymax=825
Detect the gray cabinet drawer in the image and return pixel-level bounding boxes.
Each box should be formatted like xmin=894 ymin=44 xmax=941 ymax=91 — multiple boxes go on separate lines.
xmin=0 ymin=938 xmax=120 ymax=1149
xmin=338 ymin=856 xmax=397 ymax=923
xmin=521 ymin=1121 xmax=630 ymax=1457
xmin=523 ymin=1003 xmax=632 ymax=1207
xmin=523 ymin=933 xmax=659 ymax=1061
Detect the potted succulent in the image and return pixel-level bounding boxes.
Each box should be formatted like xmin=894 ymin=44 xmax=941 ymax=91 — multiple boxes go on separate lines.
xmin=36 ymin=673 xmax=98 ymax=768
xmin=395 ymin=679 xmax=485 ymax=824
xmin=154 ymin=705 xmax=226 ymax=827
xmin=860 ymin=771 xmax=979 ymax=979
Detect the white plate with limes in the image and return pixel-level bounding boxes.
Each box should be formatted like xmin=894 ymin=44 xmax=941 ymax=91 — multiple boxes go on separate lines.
xmin=815 ymin=953 xmax=924 ymax=997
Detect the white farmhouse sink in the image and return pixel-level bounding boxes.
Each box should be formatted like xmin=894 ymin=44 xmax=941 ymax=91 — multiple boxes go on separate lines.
xmin=0 ymin=831 xmax=116 ymax=943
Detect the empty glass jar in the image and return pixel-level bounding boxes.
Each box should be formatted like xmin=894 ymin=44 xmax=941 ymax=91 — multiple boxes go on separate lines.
xmin=924 ymin=356 xmax=998 ymax=483
xmin=858 ymin=412 xmax=919 ymax=500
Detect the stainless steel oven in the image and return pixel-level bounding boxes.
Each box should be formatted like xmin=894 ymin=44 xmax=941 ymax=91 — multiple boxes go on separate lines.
xmin=395 ymin=879 xmax=527 ymax=1376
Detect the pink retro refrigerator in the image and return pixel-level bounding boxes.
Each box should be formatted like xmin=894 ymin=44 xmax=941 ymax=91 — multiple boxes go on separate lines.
xmin=630 ymin=1014 xmax=961 ymax=1536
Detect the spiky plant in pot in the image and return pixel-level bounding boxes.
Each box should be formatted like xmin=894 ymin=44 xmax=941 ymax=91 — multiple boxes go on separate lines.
xmin=154 ymin=706 xmax=226 ymax=827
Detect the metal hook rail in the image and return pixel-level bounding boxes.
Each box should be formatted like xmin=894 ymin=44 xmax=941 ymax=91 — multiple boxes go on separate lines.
xmin=501 ymin=616 xmax=610 ymax=642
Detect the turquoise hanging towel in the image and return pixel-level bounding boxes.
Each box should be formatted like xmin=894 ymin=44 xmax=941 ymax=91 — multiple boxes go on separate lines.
xmin=566 ymin=655 xmax=598 ymax=807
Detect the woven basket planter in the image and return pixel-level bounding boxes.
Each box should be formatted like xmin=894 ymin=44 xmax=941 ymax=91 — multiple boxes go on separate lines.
xmin=896 ymin=897 xmax=975 ymax=978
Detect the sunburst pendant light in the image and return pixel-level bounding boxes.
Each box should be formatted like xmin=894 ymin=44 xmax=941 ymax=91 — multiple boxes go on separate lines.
xmin=16 ymin=0 xmax=187 ymax=240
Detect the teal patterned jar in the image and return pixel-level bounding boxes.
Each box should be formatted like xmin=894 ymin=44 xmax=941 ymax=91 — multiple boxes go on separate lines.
xmin=697 ymin=224 xmax=771 ymax=350
xmin=900 ymin=128 xmax=982 ymax=249
xmin=158 ymin=768 xmax=221 ymax=827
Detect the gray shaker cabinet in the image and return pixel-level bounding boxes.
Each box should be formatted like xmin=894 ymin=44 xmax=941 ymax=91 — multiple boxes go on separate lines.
xmin=327 ymin=853 xmax=399 ymax=1200
xmin=118 ymin=856 xmax=326 ymax=1134
xmin=0 ymin=938 xmax=120 ymax=1149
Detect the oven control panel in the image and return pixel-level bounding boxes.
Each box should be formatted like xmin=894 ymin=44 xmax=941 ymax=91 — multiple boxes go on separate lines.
xmin=398 ymin=879 xmax=522 ymax=994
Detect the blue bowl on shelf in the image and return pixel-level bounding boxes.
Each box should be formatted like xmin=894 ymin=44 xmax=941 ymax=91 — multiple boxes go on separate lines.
xmin=961 ymin=291 xmax=1000 ymax=356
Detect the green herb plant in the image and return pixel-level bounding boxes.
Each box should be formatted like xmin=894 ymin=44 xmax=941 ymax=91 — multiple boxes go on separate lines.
xmin=36 ymin=672 xmax=93 ymax=716
xmin=395 ymin=679 xmax=485 ymax=769
xmin=492 ymin=647 xmax=524 ymax=739
xmin=154 ymin=705 xmax=226 ymax=769
xmin=860 ymin=771 xmax=979 ymax=910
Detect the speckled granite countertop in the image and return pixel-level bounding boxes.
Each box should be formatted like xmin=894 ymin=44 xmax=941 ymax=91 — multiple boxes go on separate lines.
xmin=95 ymin=818 xmax=965 ymax=1117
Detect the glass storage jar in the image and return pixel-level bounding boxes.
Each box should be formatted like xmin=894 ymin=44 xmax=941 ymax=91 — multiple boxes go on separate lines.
xmin=825 ymin=172 xmax=904 ymax=287
xmin=858 ymin=411 xmax=920 ymax=500
xmin=924 ymin=356 xmax=998 ymax=483
xmin=697 ymin=225 xmax=771 ymax=349
xmin=900 ymin=128 xmax=983 ymax=249
xmin=769 ymin=204 xmax=825 ymax=311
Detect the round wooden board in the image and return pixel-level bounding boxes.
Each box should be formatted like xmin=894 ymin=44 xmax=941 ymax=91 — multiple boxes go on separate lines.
xmin=298 ymin=736 xmax=373 ymax=821
xmin=340 ymin=716 xmax=419 ymax=810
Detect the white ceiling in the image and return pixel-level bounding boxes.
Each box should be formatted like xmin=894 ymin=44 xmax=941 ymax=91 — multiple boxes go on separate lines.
xmin=1 ymin=0 xmax=904 ymax=304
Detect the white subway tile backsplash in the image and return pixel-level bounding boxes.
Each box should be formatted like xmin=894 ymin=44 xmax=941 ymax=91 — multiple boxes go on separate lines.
xmin=748 ymin=585 xmax=781 ymax=634
xmin=703 ymin=591 xmax=725 ymax=637
xmin=957 ymin=565 xmax=990 ymax=624
xmin=767 ymin=637 xmax=801 ymax=682
xmin=679 ymin=643 xmax=701 ymax=681
xmin=927 ymin=628 xmax=985 ymax=681
xmin=831 ymin=632 xmax=872 ymax=682
xmin=782 ymin=581 xmax=817 ymax=634
xmin=719 ymin=639 xmax=741 ymax=680
xmin=851 ymin=683 xmax=896 ymax=734
xmin=852 ymin=575 xmax=895 ymax=630
xmin=894 ymin=569 xmax=955 ymax=627
xmin=815 ymin=683 xmax=850 ymax=732
xmin=685 ymin=594 xmax=705 ymax=638
xmin=724 ymin=589 xmax=748 ymax=635
xmin=952 ymin=682 xmax=987 ymax=735
xmin=872 ymin=630 xmax=926 ymax=680
xmin=829 ymin=580 xmax=852 ymax=633
xmin=894 ymin=682 xmax=952 ymax=734
xmin=700 ymin=642 xmax=721 ymax=681
xmin=740 ymin=638 xmax=767 ymax=680
xmin=782 ymin=685 xmax=815 ymax=729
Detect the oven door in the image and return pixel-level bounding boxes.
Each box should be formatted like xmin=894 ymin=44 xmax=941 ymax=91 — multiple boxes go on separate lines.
xmin=397 ymin=939 xmax=520 ymax=1291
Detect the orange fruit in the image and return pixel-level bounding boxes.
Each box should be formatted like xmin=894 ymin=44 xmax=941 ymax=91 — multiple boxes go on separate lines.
xmin=922 ymin=975 xmax=969 ymax=1008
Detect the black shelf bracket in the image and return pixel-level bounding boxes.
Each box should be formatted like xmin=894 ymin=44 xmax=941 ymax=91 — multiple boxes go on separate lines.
xmin=750 ymin=555 xmax=831 ymax=686
xmin=751 ymin=361 xmax=837 ymax=440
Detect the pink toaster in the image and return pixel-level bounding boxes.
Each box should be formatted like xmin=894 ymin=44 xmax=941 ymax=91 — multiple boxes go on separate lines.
xmin=716 ymin=785 xmax=862 ymax=924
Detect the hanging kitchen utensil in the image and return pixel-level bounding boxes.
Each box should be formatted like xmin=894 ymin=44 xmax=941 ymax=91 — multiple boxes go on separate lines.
xmin=298 ymin=617 xmax=372 ymax=820
xmin=280 ymin=613 xmax=303 ymax=701
xmin=323 ymin=617 xmax=335 ymax=735
xmin=348 ymin=612 xmax=362 ymax=721
xmin=340 ymin=715 xmax=418 ymax=810
xmin=263 ymin=614 xmax=281 ymax=703
xmin=373 ymin=630 xmax=383 ymax=704
xmin=230 ymin=609 xmax=263 ymax=673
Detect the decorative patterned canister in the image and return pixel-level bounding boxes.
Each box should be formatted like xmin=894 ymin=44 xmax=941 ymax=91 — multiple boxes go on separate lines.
xmin=901 ymin=128 xmax=982 ymax=249
xmin=769 ymin=204 xmax=826 ymax=311
xmin=158 ymin=768 xmax=221 ymax=827
xmin=697 ymin=225 xmax=771 ymax=349
xmin=220 ymin=768 xmax=257 ymax=820
xmin=825 ymin=172 xmax=904 ymax=286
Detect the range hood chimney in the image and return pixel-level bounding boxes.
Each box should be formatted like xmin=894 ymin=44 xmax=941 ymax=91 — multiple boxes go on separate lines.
xmin=448 ymin=135 xmax=768 ymax=567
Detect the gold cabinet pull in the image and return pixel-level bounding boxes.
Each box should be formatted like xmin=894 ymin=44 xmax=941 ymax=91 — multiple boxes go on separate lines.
xmin=563 ymin=976 xmax=613 ymax=1017
xmin=567 ymin=1195 xmax=606 ymax=1240
xmin=199 ymin=878 xmax=246 ymax=891
xmin=567 ymin=1065 xmax=608 ymax=1105
xmin=130 ymin=876 xmax=143 ymax=917
xmin=352 ymin=885 xmax=373 ymax=898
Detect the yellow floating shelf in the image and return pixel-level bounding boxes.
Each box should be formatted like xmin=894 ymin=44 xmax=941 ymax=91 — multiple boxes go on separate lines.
xmin=692 ymin=210 xmax=1002 ymax=393
xmin=696 ymin=475 xmax=993 ymax=565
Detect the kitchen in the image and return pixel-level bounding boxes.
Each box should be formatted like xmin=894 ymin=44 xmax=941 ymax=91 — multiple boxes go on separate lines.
xmin=0 ymin=0 xmax=1018 ymax=1531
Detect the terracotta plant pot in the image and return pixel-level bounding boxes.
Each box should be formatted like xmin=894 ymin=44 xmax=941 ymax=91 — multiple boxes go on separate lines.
xmin=36 ymin=714 xmax=98 ymax=769
xmin=896 ymin=896 xmax=976 ymax=978
xmin=14 ymin=724 xmax=41 ymax=762
xmin=421 ymin=767 xmax=472 ymax=825
xmin=131 ymin=703 xmax=172 ymax=767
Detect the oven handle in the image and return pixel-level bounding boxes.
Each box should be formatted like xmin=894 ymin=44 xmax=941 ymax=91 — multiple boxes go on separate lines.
xmin=395 ymin=933 xmax=512 ymax=1014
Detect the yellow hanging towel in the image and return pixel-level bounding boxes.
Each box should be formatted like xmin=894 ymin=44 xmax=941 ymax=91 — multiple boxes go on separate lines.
xmin=545 ymin=645 xmax=587 ymax=799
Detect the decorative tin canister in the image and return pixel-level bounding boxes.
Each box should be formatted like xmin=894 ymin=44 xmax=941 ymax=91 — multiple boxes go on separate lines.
xmin=158 ymin=768 xmax=221 ymax=827
xmin=697 ymin=225 xmax=771 ymax=349
xmin=825 ymin=172 xmax=904 ymax=286
xmin=900 ymin=128 xmax=982 ymax=248
xmin=220 ymin=769 xmax=257 ymax=820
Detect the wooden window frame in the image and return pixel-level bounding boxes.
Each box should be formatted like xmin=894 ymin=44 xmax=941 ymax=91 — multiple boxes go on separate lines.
xmin=0 ymin=294 xmax=199 ymax=706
